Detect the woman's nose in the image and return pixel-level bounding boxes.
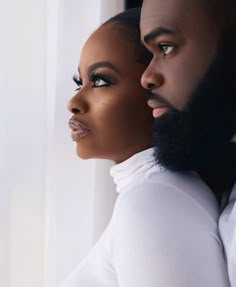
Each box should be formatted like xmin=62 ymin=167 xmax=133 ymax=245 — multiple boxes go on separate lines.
xmin=141 ymin=60 xmax=164 ymax=90
xmin=67 ymin=93 xmax=88 ymax=114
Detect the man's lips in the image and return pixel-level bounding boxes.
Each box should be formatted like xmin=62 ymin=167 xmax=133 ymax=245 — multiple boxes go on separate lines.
xmin=68 ymin=119 xmax=92 ymax=141
xmin=147 ymin=98 xmax=168 ymax=118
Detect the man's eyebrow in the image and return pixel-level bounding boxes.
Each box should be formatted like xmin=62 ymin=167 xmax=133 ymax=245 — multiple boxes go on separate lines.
xmin=143 ymin=27 xmax=175 ymax=44
xmin=87 ymin=61 xmax=121 ymax=76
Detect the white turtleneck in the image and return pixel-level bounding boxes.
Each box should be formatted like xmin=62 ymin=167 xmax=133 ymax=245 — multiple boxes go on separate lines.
xmin=60 ymin=148 xmax=229 ymax=287
xmin=220 ymin=182 xmax=236 ymax=287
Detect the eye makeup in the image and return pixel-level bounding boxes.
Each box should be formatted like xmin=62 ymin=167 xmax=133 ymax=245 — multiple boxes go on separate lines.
xmin=73 ymin=75 xmax=83 ymax=91
xmin=73 ymin=71 xmax=115 ymax=90
xmin=89 ymin=72 xmax=114 ymax=87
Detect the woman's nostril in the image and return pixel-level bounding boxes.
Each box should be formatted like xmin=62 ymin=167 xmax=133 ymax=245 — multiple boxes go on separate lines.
xmin=72 ymin=107 xmax=80 ymax=114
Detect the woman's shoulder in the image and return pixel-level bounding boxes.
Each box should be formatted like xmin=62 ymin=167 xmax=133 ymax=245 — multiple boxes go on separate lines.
xmin=110 ymin=170 xmax=227 ymax=287
xmin=115 ymin=169 xmax=220 ymax=226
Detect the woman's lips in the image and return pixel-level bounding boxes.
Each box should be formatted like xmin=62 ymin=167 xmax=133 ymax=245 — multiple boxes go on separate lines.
xmin=68 ymin=119 xmax=92 ymax=141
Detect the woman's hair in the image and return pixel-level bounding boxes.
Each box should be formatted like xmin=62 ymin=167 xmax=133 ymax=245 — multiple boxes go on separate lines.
xmin=102 ymin=8 xmax=152 ymax=65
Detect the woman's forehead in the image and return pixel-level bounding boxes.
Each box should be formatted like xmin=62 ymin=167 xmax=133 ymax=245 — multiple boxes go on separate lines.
xmin=80 ymin=25 xmax=138 ymax=68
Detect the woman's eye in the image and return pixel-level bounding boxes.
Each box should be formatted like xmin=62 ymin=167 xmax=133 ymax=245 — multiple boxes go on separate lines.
xmin=92 ymin=76 xmax=111 ymax=88
xmin=159 ymin=44 xmax=175 ymax=55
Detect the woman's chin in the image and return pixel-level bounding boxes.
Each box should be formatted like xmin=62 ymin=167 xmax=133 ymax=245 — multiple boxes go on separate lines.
xmin=75 ymin=147 xmax=92 ymax=160
xmin=75 ymin=146 xmax=100 ymax=160
xmin=76 ymin=151 xmax=92 ymax=160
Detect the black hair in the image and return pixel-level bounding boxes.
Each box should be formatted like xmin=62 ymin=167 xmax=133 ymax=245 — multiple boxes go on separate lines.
xmin=102 ymin=8 xmax=152 ymax=65
xmin=201 ymin=0 xmax=236 ymax=31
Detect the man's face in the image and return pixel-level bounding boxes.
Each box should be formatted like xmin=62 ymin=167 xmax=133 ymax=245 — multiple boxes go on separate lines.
xmin=140 ymin=0 xmax=221 ymax=112
xmin=140 ymin=0 xmax=236 ymax=171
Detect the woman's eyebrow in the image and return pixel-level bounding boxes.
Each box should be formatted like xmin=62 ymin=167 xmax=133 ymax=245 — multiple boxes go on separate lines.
xmin=87 ymin=61 xmax=121 ymax=76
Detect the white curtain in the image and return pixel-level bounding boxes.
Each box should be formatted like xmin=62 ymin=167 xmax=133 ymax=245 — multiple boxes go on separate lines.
xmin=0 ymin=1 xmax=124 ymax=287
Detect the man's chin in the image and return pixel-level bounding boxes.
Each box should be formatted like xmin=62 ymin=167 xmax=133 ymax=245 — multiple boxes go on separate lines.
xmin=152 ymin=110 xmax=194 ymax=171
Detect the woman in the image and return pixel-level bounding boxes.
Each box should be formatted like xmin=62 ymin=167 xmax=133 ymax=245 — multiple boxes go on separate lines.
xmin=62 ymin=8 xmax=229 ymax=287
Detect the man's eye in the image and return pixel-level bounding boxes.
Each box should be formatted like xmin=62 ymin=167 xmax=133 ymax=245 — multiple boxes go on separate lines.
xmin=159 ymin=44 xmax=175 ymax=55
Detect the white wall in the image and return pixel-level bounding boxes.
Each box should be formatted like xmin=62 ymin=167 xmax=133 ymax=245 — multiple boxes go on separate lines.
xmin=3 ymin=0 xmax=47 ymax=286
xmin=0 ymin=1 xmax=10 ymax=286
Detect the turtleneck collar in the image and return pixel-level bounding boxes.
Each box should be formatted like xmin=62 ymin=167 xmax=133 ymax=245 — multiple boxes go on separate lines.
xmin=110 ymin=147 xmax=162 ymax=193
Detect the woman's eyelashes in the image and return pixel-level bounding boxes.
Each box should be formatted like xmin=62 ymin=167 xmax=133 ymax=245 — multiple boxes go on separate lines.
xmin=73 ymin=75 xmax=83 ymax=91
xmin=73 ymin=73 xmax=114 ymax=91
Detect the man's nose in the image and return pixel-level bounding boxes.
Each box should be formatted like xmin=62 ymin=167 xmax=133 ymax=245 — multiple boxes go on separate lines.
xmin=141 ymin=60 xmax=164 ymax=90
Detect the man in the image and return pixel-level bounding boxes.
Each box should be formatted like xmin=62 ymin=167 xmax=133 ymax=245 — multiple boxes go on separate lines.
xmin=140 ymin=0 xmax=236 ymax=285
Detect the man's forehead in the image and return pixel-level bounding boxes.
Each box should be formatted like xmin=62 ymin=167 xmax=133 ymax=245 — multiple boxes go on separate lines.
xmin=140 ymin=2 xmax=181 ymax=39
xmin=141 ymin=0 xmax=183 ymax=19
xmin=140 ymin=0 xmax=208 ymax=38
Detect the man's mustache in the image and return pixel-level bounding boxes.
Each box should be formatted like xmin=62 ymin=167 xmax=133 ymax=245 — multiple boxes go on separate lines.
xmin=147 ymin=92 xmax=174 ymax=110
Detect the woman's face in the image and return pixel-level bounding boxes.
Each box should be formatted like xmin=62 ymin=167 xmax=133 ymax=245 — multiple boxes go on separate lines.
xmin=68 ymin=24 xmax=153 ymax=163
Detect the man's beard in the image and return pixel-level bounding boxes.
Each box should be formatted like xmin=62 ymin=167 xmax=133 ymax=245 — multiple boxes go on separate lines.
xmin=152 ymin=29 xmax=236 ymax=172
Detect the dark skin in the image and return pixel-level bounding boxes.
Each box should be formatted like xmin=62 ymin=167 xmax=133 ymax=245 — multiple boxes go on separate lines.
xmin=68 ymin=24 xmax=153 ymax=164
xmin=140 ymin=0 xmax=236 ymax=201
xmin=140 ymin=0 xmax=221 ymax=112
